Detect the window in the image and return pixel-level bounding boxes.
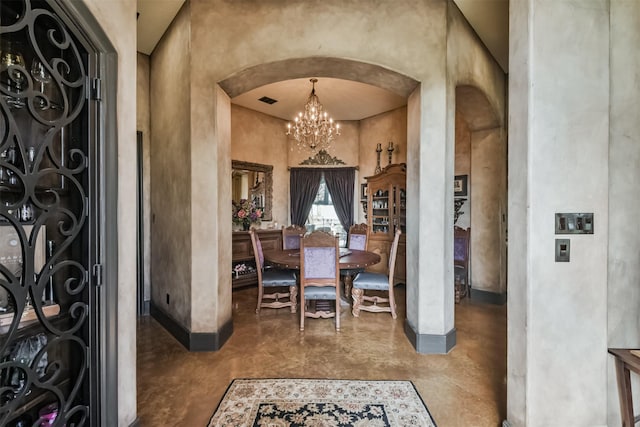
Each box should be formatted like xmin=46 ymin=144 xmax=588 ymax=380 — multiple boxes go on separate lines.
xmin=306 ymin=175 xmax=347 ymax=246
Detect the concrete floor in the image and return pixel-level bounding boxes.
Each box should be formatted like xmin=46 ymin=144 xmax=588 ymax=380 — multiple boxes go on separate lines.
xmin=137 ymin=285 xmax=507 ymax=426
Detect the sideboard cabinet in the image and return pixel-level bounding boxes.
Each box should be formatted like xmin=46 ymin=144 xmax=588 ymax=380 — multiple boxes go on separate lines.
xmin=364 ymin=163 xmax=406 ymax=284
xmin=231 ymin=229 xmax=282 ymax=289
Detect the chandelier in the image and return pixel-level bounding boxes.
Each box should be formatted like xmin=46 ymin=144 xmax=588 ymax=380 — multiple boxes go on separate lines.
xmin=286 ymin=78 xmax=340 ymax=152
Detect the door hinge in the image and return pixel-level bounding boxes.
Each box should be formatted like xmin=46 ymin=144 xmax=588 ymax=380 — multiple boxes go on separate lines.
xmin=89 ymin=77 xmax=101 ymax=101
xmin=93 ymin=264 xmax=103 ymax=287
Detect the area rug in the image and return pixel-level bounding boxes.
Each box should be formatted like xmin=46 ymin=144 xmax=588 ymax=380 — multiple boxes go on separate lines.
xmin=207 ymin=378 xmax=437 ymax=426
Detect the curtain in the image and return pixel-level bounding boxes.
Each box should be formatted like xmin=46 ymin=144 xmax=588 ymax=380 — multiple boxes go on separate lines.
xmin=290 ymin=168 xmax=323 ymax=226
xmin=323 ymin=168 xmax=355 ymax=233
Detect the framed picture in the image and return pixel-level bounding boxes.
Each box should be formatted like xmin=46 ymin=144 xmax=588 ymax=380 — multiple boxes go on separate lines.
xmin=361 ymin=183 xmax=368 ymax=200
xmin=454 ymin=175 xmax=468 ymax=197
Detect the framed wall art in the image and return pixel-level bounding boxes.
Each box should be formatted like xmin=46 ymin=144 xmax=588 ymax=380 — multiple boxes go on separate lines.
xmin=454 ymin=175 xmax=468 ymax=197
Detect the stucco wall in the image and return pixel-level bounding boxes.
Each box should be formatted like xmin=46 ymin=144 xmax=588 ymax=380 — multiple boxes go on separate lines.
xmin=454 ymin=110 xmax=471 ymax=229
xmin=136 ymin=53 xmax=151 ymax=306
xmin=507 ymin=0 xmax=530 ymax=421
xmin=470 ymin=128 xmax=506 ymax=294
xmin=447 ymin=4 xmax=506 ymax=126
xmin=607 ymin=0 xmax=640 ymax=425
xmin=287 ymin=121 xmax=360 ymax=169
xmin=150 ymin=3 xmax=193 ymax=327
xmin=509 ymin=0 xmax=610 ymax=424
xmin=231 ymin=105 xmax=289 ymax=226
xmin=448 ymin=4 xmax=506 ymax=299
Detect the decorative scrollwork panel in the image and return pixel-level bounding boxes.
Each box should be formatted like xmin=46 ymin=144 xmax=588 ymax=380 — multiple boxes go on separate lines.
xmin=0 ymin=0 xmax=94 ymax=425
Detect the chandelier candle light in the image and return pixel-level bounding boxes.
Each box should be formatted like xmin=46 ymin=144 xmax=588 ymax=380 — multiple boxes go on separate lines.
xmin=286 ymin=78 xmax=340 ymax=152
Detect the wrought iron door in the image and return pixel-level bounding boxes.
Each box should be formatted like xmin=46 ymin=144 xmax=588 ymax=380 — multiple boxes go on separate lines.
xmin=0 ymin=0 xmax=101 ymax=425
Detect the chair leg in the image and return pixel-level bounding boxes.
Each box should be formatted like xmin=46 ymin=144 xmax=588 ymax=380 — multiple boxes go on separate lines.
xmin=256 ymin=285 xmax=264 ymax=313
xmin=335 ymin=296 xmax=341 ymax=332
xmin=343 ymin=274 xmax=353 ymax=302
xmin=289 ymin=285 xmax=298 ymax=313
xmin=388 ymin=285 xmax=397 ymax=319
xmin=351 ymin=288 xmax=363 ymax=317
xmin=300 ymin=300 xmax=305 ymax=331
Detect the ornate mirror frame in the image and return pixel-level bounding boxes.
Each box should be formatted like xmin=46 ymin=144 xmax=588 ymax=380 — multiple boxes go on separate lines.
xmin=232 ymin=160 xmax=273 ymax=221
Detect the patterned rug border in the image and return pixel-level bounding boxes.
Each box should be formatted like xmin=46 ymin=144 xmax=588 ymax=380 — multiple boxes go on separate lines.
xmin=208 ymin=378 xmax=437 ymax=426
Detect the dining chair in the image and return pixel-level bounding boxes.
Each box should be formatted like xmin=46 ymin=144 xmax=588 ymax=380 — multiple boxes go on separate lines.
xmin=282 ymin=224 xmax=307 ymax=250
xmin=454 ymin=226 xmax=470 ymax=303
xmin=341 ymin=223 xmax=369 ymax=298
xmin=249 ymin=228 xmax=298 ymax=313
xmin=351 ymin=228 xmax=401 ymax=319
xmin=347 ymin=223 xmax=369 ymax=251
xmin=299 ymin=230 xmax=341 ymax=331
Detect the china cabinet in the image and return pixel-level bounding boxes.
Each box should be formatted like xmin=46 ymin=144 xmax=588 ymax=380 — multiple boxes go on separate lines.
xmin=364 ymin=163 xmax=406 ymax=284
xmin=0 ymin=1 xmax=117 ymax=425
xmin=231 ymin=229 xmax=282 ymax=289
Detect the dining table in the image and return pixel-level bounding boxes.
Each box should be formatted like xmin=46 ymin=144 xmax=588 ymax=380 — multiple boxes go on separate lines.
xmin=262 ymin=248 xmax=381 ymax=303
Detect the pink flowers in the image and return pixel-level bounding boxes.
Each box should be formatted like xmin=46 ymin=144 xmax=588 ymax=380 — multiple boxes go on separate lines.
xmin=232 ymin=198 xmax=263 ymax=226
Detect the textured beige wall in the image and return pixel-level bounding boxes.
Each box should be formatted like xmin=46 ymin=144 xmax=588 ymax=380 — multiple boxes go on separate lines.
xmin=470 ymin=128 xmax=506 ymax=294
xmin=136 ymin=53 xmax=151 ymax=304
xmin=509 ymin=0 xmax=610 ymax=424
xmin=149 ymin=3 xmax=192 ymax=327
xmin=454 ymin=110 xmax=471 ymax=176
xmin=192 ymin=86 xmax=231 ymax=330
xmin=447 ymin=4 xmax=505 ymax=126
xmin=448 ymin=3 xmax=506 ymax=299
xmin=454 ymin=110 xmax=471 ymax=229
xmin=287 ymin=121 xmax=360 ymax=169
xmin=231 ymin=105 xmax=289 ymax=226
xmin=608 ymin=1 xmax=640 ymax=425
xmin=80 ymin=0 xmax=137 ymax=424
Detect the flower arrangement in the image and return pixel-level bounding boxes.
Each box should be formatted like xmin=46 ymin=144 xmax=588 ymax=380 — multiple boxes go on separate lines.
xmin=232 ymin=198 xmax=263 ymax=229
xmin=233 ymin=263 xmax=248 ymax=278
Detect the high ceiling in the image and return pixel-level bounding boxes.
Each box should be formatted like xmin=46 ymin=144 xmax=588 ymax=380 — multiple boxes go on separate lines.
xmin=136 ymin=0 xmax=508 ymax=122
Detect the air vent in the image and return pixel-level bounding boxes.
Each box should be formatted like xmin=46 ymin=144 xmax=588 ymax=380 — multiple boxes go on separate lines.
xmin=258 ymin=96 xmax=278 ymax=105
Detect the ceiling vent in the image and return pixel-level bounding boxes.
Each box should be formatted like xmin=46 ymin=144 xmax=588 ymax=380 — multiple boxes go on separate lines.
xmin=258 ymin=96 xmax=278 ymax=105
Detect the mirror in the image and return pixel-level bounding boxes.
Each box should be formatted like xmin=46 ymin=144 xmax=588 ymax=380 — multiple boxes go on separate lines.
xmin=232 ymin=160 xmax=273 ymax=221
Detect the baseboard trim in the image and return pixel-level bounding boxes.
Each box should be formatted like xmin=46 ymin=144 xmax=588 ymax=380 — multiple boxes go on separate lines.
xmin=404 ymin=321 xmax=456 ymax=354
xmin=470 ymin=288 xmax=507 ymax=305
xmin=150 ymin=302 xmax=233 ymax=352
xmin=142 ymin=300 xmax=150 ymax=315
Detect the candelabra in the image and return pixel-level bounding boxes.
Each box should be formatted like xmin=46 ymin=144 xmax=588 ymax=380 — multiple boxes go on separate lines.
xmin=375 ymin=143 xmax=383 ymax=174
xmin=387 ymin=141 xmax=394 ymax=165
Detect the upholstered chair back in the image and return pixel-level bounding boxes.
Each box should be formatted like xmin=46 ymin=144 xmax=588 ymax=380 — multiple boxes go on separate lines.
xmin=348 ymin=223 xmax=369 ymax=251
xmin=299 ymin=230 xmax=341 ymax=331
xmin=282 ymin=225 xmax=307 ymax=250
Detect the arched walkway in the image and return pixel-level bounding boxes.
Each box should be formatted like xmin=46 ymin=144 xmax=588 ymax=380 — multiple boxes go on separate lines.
xmin=219 ymin=57 xmax=418 ymax=98
xmin=454 ymin=85 xmax=507 ymax=303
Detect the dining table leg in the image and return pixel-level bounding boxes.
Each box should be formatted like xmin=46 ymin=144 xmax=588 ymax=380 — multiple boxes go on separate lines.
xmin=343 ymin=274 xmax=354 ymax=305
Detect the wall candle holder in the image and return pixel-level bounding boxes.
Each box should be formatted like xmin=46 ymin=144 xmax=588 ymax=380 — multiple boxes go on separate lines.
xmin=387 ymin=141 xmax=394 ymax=165
xmin=375 ymin=143 xmax=383 ymax=174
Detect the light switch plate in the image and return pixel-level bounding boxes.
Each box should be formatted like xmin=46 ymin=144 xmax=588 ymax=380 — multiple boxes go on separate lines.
xmin=555 ymin=213 xmax=594 ymax=234
xmin=555 ymin=239 xmax=570 ymax=262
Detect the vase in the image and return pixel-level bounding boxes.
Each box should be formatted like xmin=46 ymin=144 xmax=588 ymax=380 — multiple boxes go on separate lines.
xmin=242 ymin=222 xmax=250 ymax=231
